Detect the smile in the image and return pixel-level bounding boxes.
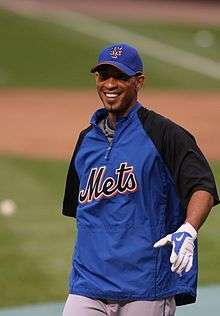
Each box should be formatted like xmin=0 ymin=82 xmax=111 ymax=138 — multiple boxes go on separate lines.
xmin=104 ymin=92 xmax=120 ymax=98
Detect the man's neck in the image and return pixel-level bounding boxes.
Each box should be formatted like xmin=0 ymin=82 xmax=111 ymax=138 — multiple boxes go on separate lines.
xmin=107 ymin=113 xmax=116 ymax=129
xmin=107 ymin=101 xmax=137 ymax=129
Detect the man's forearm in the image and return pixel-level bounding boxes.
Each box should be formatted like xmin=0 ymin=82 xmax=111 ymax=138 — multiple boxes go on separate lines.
xmin=185 ymin=190 xmax=214 ymax=231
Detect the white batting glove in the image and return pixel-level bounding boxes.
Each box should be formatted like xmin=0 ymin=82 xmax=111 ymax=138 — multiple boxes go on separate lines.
xmin=154 ymin=222 xmax=197 ymax=276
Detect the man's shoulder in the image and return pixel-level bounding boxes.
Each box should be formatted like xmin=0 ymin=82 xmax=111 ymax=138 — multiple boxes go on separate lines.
xmin=74 ymin=125 xmax=93 ymax=152
xmin=79 ymin=125 xmax=93 ymax=138
xmin=138 ymin=106 xmax=182 ymax=131
xmin=137 ymin=106 xmax=195 ymax=142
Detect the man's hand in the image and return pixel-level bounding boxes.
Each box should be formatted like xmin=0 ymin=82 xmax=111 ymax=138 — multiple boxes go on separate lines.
xmin=154 ymin=222 xmax=197 ymax=276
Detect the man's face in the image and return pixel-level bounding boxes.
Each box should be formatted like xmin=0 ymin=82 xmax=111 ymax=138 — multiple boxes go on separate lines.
xmin=95 ymin=65 xmax=144 ymax=116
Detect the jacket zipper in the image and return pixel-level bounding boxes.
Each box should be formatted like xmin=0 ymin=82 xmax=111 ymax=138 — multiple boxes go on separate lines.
xmin=104 ymin=143 xmax=113 ymax=160
xmin=94 ymin=117 xmax=127 ymax=160
xmin=93 ymin=124 xmax=114 ymax=160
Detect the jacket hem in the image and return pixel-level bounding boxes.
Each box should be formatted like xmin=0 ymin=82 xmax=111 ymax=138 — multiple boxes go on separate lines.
xmin=69 ymin=286 xmax=196 ymax=305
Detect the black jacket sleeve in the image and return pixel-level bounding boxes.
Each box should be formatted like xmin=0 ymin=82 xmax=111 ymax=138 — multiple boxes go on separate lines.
xmin=138 ymin=107 xmax=220 ymax=210
xmin=62 ymin=126 xmax=92 ymax=217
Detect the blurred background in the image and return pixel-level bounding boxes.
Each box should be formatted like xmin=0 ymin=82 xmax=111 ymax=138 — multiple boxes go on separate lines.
xmin=0 ymin=0 xmax=219 ymax=315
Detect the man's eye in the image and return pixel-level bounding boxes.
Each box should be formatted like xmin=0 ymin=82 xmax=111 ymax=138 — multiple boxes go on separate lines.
xmin=98 ymin=72 xmax=130 ymax=81
xmin=99 ymin=73 xmax=110 ymax=80
xmin=115 ymin=74 xmax=130 ymax=81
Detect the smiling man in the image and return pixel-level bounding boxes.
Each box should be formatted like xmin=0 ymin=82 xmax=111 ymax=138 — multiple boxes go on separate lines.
xmin=94 ymin=65 xmax=144 ymax=126
xmin=61 ymin=43 xmax=219 ymax=316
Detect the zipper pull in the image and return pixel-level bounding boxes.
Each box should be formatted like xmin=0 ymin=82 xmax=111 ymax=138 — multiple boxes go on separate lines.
xmin=105 ymin=145 xmax=112 ymax=160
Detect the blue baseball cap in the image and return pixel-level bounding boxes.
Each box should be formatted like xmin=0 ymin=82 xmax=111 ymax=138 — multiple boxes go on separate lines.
xmin=91 ymin=43 xmax=143 ymax=76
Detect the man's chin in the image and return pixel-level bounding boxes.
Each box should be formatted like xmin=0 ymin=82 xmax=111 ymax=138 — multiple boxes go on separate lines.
xmin=106 ymin=107 xmax=127 ymax=117
xmin=104 ymin=103 xmax=120 ymax=112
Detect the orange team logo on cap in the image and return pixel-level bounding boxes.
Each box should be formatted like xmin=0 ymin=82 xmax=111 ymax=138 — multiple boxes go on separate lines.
xmin=110 ymin=46 xmax=123 ymax=59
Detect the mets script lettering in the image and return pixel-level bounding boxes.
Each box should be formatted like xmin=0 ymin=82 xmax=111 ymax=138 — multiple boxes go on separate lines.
xmin=79 ymin=162 xmax=137 ymax=204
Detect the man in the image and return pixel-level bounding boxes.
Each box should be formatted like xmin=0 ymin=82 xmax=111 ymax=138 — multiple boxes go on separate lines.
xmin=62 ymin=43 xmax=219 ymax=316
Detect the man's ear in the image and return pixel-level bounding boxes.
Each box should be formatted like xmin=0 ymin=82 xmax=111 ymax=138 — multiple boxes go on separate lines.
xmin=136 ymin=74 xmax=145 ymax=91
xmin=95 ymin=72 xmax=99 ymax=81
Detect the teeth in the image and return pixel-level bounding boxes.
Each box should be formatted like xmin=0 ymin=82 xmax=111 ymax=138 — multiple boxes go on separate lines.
xmin=105 ymin=93 xmax=118 ymax=98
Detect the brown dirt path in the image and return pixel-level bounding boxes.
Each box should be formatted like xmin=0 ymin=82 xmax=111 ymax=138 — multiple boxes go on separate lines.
xmin=0 ymin=89 xmax=219 ymax=161
xmin=1 ymin=0 xmax=220 ymax=25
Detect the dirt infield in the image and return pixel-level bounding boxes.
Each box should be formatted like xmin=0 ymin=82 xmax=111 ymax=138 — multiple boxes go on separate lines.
xmin=0 ymin=2 xmax=219 ymax=161
xmin=1 ymin=0 xmax=220 ymax=25
xmin=0 ymin=89 xmax=219 ymax=161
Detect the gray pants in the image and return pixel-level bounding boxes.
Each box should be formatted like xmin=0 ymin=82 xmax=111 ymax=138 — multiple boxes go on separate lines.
xmin=62 ymin=294 xmax=176 ymax=316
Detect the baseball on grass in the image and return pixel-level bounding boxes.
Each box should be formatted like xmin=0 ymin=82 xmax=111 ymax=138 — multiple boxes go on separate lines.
xmin=0 ymin=199 xmax=16 ymax=216
xmin=193 ymin=30 xmax=215 ymax=48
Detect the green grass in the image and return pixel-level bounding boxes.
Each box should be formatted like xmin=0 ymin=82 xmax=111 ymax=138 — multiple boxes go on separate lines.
xmin=112 ymin=20 xmax=220 ymax=90
xmin=113 ymin=21 xmax=220 ymax=62
xmin=198 ymin=162 xmax=220 ymax=283
xmin=0 ymin=155 xmax=219 ymax=307
xmin=0 ymin=9 xmax=105 ymax=88
xmin=0 ymin=156 xmax=75 ymax=307
xmin=0 ymin=9 xmax=220 ymax=89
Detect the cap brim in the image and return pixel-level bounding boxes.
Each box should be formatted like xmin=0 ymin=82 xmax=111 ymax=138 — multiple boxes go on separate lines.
xmin=90 ymin=61 xmax=137 ymax=76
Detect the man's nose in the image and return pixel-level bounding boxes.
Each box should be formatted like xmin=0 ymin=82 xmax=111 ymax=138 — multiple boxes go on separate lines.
xmin=105 ymin=77 xmax=118 ymax=89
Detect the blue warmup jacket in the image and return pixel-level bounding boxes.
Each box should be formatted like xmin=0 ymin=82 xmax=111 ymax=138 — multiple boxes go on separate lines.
xmin=62 ymin=102 xmax=219 ymax=306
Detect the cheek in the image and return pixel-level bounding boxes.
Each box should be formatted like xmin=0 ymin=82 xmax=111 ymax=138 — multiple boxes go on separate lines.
xmin=96 ymin=82 xmax=101 ymax=90
xmin=125 ymin=83 xmax=137 ymax=97
xmin=96 ymin=84 xmax=103 ymax=97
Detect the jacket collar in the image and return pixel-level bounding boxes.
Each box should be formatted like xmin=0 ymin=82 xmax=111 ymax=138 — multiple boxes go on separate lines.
xmin=90 ymin=101 xmax=142 ymax=127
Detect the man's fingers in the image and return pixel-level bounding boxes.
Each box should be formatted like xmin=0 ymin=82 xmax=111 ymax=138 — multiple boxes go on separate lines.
xmin=153 ymin=234 xmax=172 ymax=248
xmin=170 ymin=244 xmax=178 ymax=264
xmin=173 ymin=254 xmax=189 ymax=274
xmin=154 ymin=232 xmax=195 ymax=275
xmin=171 ymin=252 xmax=184 ymax=271
xmin=172 ymin=251 xmax=193 ymax=275
xmin=185 ymin=256 xmax=193 ymax=273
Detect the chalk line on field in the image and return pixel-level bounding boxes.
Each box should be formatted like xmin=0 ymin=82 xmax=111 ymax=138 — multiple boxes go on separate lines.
xmin=28 ymin=10 xmax=220 ymax=81
xmin=1 ymin=1 xmax=220 ymax=80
